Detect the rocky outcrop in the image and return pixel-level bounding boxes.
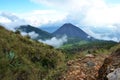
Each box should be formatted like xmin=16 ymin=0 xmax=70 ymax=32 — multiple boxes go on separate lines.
xmin=107 ymin=68 xmax=120 ymax=80
xmin=97 ymin=48 xmax=120 ymax=80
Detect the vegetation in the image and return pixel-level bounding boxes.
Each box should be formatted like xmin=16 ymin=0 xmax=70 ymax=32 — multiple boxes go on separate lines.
xmin=61 ymin=40 xmax=117 ymax=54
xmin=0 ymin=25 xmax=119 ymax=80
xmin=60 ymin=40 xmax=117 ymax=62
xmin=0 ymin=26 xmax=65 ymax=80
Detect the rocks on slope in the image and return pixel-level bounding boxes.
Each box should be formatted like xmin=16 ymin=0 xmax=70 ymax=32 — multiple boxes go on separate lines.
xmin=97 ymin=48 xmax=120 ymax=80
xmin=60 ymin=54 xmax=107 ymax=80
xmin=107 ymin=68 xmax=120 ymax=80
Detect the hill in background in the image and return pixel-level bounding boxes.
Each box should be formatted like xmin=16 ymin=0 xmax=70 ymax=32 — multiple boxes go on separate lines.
xmin=17 ymin=25 xmax=53 ymax=40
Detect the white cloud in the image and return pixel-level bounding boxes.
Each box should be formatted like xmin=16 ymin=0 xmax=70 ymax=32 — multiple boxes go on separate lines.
xmin=30 ymin=0 xmax=120 ymax=27
xmin=21 ymin=31 xmax=68 ymax=48
xmin=21 ymin=31 xmax=39 ymax=39
xmin=0 ymin=16 xmax=11 ymax=23
xmin=39 ymin=35 xmax=67 ymax=48
xmin=30 ymin=0 xmax=120 ymax=42
xmin=28 ymin=31 xmax=39 ymax=39
xmin=1 ymin=0 xmax=120 ymax=29
xmin=83 ymin=4 xmax=120 ymax=26
xmin=83 ymin=27 xmax=119 ymax=42
xmin=1 ymin=12 xmax=19 ymax=22
xmin=18 ymin=10 xmax=67 ymax=27
xmin=0 ymin=10 xmax=67 ymax=28
xmin=20 ymin=32 xmax=28 ymax=36
xmin=0 ymin=12 xmax=28 ymax=31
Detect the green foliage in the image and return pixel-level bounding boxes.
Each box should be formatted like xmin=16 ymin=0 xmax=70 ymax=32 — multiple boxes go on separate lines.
xmin=15 ymin=30 xmax=20 ymax=34
xmin=7 ymin=51 xmax=15 ymax=60
xmin=61 ymin=40 xmax=117 ymax=54
xmin=110 ymin=43 xmax=120 ymax=52
xmin=0 ymin=26 xmax=65 ymax=80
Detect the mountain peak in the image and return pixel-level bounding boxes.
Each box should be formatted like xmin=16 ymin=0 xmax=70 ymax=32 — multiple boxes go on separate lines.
xmin=62 ymin=23 xmax=76 ymax=28
xmin=53 ymin=23 xmax=91 ymax=40
xmin=63 ymin=23 xmax=74 ymax=26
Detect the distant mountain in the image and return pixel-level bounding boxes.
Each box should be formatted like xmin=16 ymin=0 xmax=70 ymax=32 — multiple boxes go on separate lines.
xmin=52 ymin=23 xmax=92 ymax=40
xmin=40 ymin=26 xmax=59 ymax=33
xmin=17 ymin=25 xmax=53 ymax=40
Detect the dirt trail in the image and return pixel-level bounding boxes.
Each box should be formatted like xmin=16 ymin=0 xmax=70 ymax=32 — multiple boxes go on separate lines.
xmin=61 ymin=54 xmax=108 ymax=80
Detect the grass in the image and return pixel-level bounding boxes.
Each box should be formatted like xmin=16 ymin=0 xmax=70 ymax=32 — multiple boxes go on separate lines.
xmin=0 ymin=26 xmax=65 ymax=80
xmin=60 ymin=40 xmax=117 ymax=54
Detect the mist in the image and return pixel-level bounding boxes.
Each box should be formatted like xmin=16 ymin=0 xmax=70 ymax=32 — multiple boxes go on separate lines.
xmin=21 ymin=31 xmax=39 ymax=39
xmin=21 ymin=31 xmax=68 ymax=48
xmin=39 ymin=35 xmax=67 ymax=48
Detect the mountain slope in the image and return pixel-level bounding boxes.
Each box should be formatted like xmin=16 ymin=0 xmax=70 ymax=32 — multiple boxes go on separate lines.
xmin=52 ymin=23 xmax=91 ymax=40
xmin=40 ymin=26 xmax=59 ymax=33
xmin=17 ymin=25 xmax=53 ymax=40
xmin=97 ymin=43 xmax=120 ymax=80
xmin=0 ymin=25 xmax=65 ymax=80
xmin=60 ymin=42 xmax=119 ymax=80
xmin=61 ymin=40 xmax=117 ymax=54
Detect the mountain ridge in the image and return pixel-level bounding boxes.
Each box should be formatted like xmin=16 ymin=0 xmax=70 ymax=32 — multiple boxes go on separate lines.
xmin=52 ymin=23 xmax=92 ymax=40
xmin=17 ymin=25 xmax=53 ymax=40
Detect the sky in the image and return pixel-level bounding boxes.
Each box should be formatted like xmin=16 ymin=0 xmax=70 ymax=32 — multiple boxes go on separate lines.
xmin=0 ymin=0 xmax=120 ymax=42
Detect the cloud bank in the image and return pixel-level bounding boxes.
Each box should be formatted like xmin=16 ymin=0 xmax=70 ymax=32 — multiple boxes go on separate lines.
xmin=21 ymin=31 xmax=39 ymax=39
xmin=33 ymin=0 xmax=120 ymax=26
xmin=39 ymin=35 xmax=67 ymax=48
xmin=83 ymin=27 xmax=119 ymax=42
xmin=20 ymin=31 xmax=67 ymax=48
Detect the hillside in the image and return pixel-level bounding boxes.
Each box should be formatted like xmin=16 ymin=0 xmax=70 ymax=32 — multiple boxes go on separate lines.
xmin=0 ymin=25 xmax=65 ymax=80
xmin=52 ymin=23 xmax=92 ymax=40
xmin=61 ymin=40 xmax=117 ymax=54
xmin=17 ymin=25 xmax=53 ymax=40
xmin=0 ymin=25 xmax=119 ymax=80
xmin=60 ymin=43 xmax=120 ymax=80
xmin=98 ymin=43 xmax=120 ymax=80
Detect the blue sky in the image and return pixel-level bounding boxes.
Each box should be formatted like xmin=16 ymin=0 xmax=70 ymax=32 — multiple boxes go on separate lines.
xmin=0 ymin=0 xmax=120 ymax=42
xmin=0 ymin=0 xmax=48 ymax=13
xmin=105 ymin=0 xmax=120 ymax=4
xmin=0 ymin=0 xmax=120 ymax=12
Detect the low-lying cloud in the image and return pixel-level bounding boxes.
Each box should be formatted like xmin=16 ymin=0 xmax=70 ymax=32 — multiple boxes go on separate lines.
xmin=21 ymin=31 xmax=68 ymax=48
xmin=83 ymin=27 xmax=120 ymax=42
xmin=21 ymin=31 xmax=39 ymax=39
xmin=39 ymin=35 xmax=67 ymax=48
